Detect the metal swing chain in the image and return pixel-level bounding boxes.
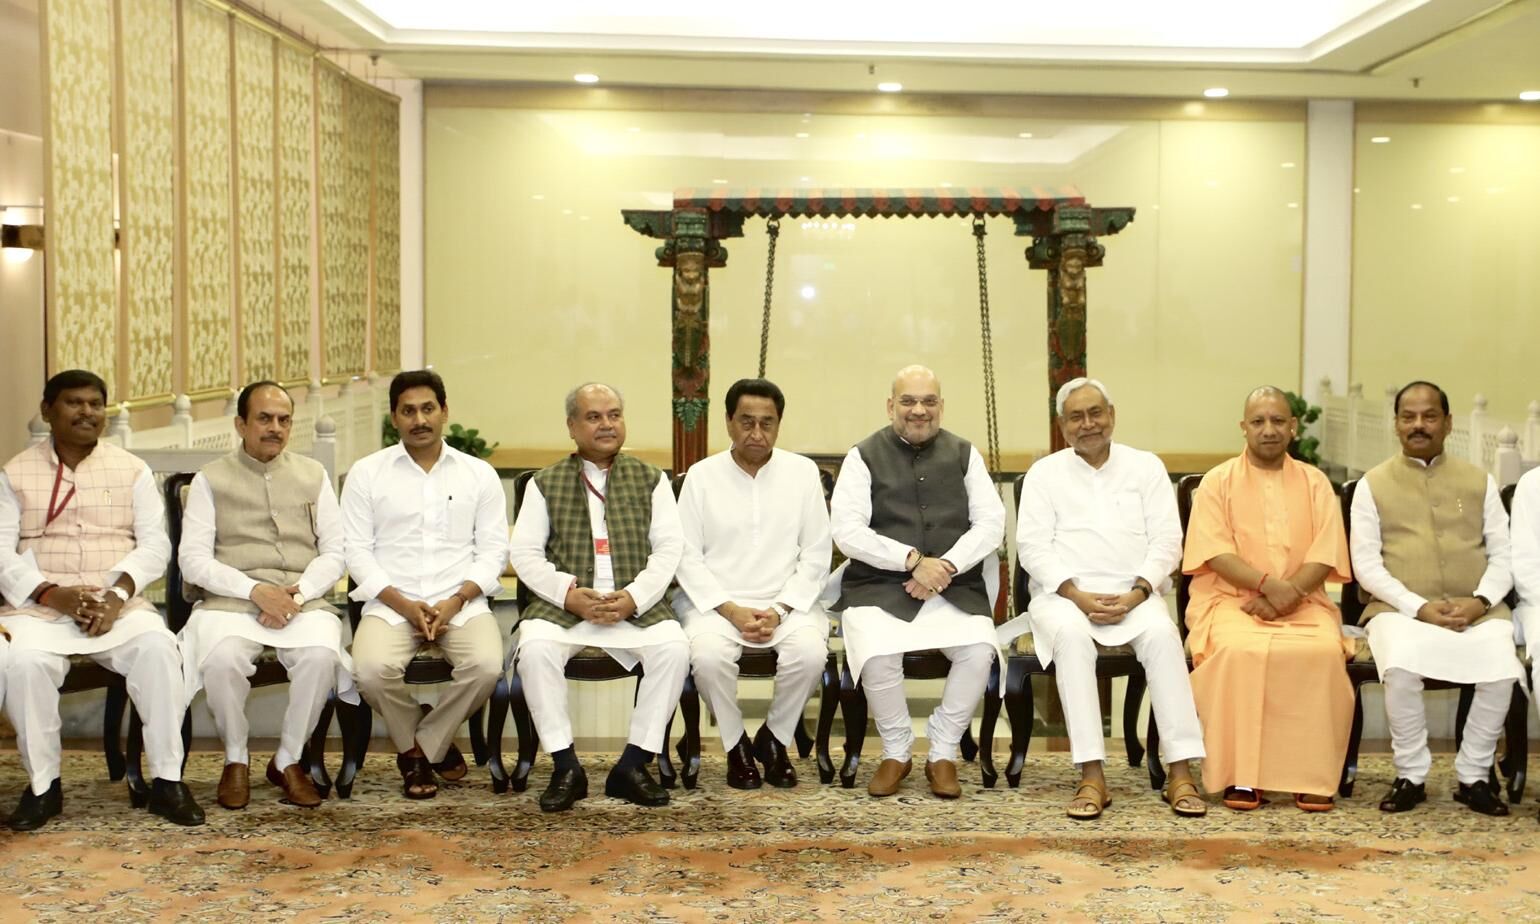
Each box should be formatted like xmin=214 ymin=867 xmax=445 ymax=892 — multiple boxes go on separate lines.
xmin=758 ymin=217 xmax=781 ymax=378
xmin=973 ymin=217 xmax=1002 ymax=475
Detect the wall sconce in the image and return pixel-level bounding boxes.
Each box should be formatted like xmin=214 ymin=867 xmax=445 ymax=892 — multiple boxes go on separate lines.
xmin=1 ymin=207 xmax=44 ymax=265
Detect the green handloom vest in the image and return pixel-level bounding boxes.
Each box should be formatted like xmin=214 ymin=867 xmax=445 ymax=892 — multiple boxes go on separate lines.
xmin=522 ymin=453 xmax=675 ymax=629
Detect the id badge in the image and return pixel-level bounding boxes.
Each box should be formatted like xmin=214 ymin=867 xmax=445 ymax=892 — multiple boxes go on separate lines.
xmin=594 ymin=537 xmax=610 ymax=556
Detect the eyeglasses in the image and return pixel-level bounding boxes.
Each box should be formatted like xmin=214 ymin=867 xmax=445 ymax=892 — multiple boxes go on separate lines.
xmin=896 ymin=396 xmax=941 ymax=409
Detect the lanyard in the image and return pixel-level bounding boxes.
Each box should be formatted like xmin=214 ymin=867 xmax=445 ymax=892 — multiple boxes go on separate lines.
xmin=46 ymin=464 xmax=76 ymax=527
xmin=579 ymin=470 xmax=607 ymax=506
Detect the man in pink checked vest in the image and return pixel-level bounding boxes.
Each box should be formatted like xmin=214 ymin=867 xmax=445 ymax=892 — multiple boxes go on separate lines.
xmin=0 ymin=370 xmax=204 ymax=830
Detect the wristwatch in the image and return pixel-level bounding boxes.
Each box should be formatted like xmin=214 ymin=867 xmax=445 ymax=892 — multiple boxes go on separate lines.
xmin=1474 ymin=594 xmax=1492 ymax=614
xmin=769 ymin=603 xmax=789 ymax=619
xmin=106 ymin=586 xmax=130 ymax=603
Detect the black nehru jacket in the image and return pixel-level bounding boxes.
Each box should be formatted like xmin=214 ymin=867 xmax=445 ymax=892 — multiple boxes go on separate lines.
xmin=834 ymin=427 xmax=990 ymax=621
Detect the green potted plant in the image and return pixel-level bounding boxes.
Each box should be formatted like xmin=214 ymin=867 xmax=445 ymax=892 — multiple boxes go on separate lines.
xmin=1283 ymin=390 xmax=1322 ymax=467
xmin=382 ymin=416 xmax=498 ymax=459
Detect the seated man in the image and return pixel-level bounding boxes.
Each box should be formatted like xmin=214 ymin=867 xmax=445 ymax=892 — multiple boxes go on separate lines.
xmin=674 ymin=378 xmax=831 ymax=789
xmin=1013 ymin=377 xmax=1205 ymax=818
xmin=509 ymin=383 xmax=688 ymax=811
xmin=0 ymin=370 xmax=203 ymax=829
xmin=1511 ymin=464 xmax=1540 ymax=823
xmin=177 ymin=380 xmax=354 ymax=810
xmin=1351 ymin=380 xmax=1521 ymax=816
xmin=343 ymin=370 xmax=508 ymax=800
xmin=1183 ymin=386 xmax=1354 ymax=812
xmin=830 ymin=365 xmax=1004 ymax=800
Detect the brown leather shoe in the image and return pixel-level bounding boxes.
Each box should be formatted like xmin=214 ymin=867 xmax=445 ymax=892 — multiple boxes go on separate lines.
xmin=268 ymin=758 xmax=323 ymax=808
xmin=867 ymin=758 xmax=912 ymax=797
xmin=925 ymin=759 xmax=962 ymax=799
xmin=217 ymin=762 xmax=250 ymax=810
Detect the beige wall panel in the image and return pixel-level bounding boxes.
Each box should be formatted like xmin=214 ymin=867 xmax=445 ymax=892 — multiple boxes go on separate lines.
xmin=233 ymin=21 xmax=275 ymax=382
xmin=117 ymin=0 xmax=176 ymax=401
xmin=42 ymin=0 xmax=118 ymax=386
xmin=274 ymin=41 xmax=312 ymax=384
xmin=178 ymin=0 xmax=234 ymax=394
xmin=1351 ymin=122 xmax=1540 ymax=423
xmin=317 ymin=65 xmax=366 ymax=380
xmin=423 ymin=107 xmax=1306 ymax=456
xmin=373 ymin=94 xmax=401 ymax=375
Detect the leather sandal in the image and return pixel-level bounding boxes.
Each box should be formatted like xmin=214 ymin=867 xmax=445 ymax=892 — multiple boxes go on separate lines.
xmin=1163 ymin=778 xmax=1208 ymax=817
xmin=1222 ymin=786 xmax=1263 ymax=811
xmin=1066 ymin=779 xmax=1111 ymax=820
xmin=1294 ymin=793 xmax=1335 ymax=813
xmin=432 ymin=744 xmax=468 ymax=782
xmin=396 ymin=753 xmax=438 ymax=800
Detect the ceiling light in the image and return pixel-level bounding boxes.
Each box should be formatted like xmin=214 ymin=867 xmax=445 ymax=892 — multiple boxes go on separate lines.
xmin=531 ymin=194 xmax=544 ymax=200
xmin=940 ymin=182 xmax=953 ymax=188
xmin=795 ymin=132 xmax=810 ymax=138
xmin=1449 ymin=166 xmax=1465 ymax=174
xmin=1287 ymin=202 xmax=1299 ymax=208
xmin=1447 ymin=196 xmax=1460 ymax=203
xmin=562 ymin=208 xmax=573 ymax=215
xmin=799 ymin=176 xmax=810 ymax=182
xmin=573 ymin=73 xmax=599 ymax=84
xmin=1520 ymin=91 xmax=1540 ymax=101
xmin=1203 ymin=87 xmax=1229 ymax=98
xmin=1410 ymin=203 xmax=1422 ymax=210
xmin=1018 ymin=132 xmax=1034 ymax=138
xmin=877 ymin=82 xmax=902 ymax=93
xmin=711 ymin=178 xmax=728 ymax=184
xmin=626 ymin=126 xmax=641 ymax=133
xmin=799 ymin=285 xmax=816 ymax=300
xmin=1370 ymin=136 xmax=1390 ymax=143
xmin=1280 ymin=162 xmax=1296 ymax=168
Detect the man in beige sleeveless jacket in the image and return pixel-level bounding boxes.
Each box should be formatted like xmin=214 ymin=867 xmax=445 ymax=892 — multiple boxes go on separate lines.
xmin=0 ymin=370 xmax=203 ymax=830
xmin=1350 ymin=381 xmax=1521 ymax=816
xmin=178 ymin=381 xmax=353 ymax=810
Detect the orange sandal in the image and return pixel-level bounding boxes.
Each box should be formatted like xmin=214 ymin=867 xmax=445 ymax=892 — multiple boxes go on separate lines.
xmin=1223 ymin=786 xmax=1263 ymax=811
xmin=1294 ymin=793 xmax=1334 ymax=812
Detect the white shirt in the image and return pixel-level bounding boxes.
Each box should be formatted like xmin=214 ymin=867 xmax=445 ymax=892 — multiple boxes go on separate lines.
xmin=1508 ymin=467 xmax=1540 ymax=610
xmin=830 ymin=435 xmax=1005 ymax=575
xmin=508 ymin=458 xmax=683 ymax=614
xmin=1349 ymin=454 xmax=1512 ymax=619
xmin=341 ymin=442 xmax=509 ymax=627
xmin=674 ymin=448 xmax=831 ymax=614
xmin=1017 ymin=443 xmax=1181 ymax=598
xmin=0 ymin=463 xmax=168 ymax=606
xmin=178 ymin=462 xmax=345 ymax=605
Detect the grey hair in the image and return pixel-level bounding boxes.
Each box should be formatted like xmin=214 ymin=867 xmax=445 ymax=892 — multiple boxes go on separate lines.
xmin=1054 ymin=377 xmax=1113 ymax=416
xmin=565 ymin=382 xmax=625 ymax=420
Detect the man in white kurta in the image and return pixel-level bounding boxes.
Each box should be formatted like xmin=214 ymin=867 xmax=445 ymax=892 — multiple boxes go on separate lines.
xmin=1007 ymin=378 xmax=1205 ymax=818
xmin=0 ymin=370 xmax=202 ymax=829
xmin=673 ymin=379 xmax=831 ymax=789
xmin=177 ymin=381 xmax=354 ymax=810
xmin=831 ymin=365 xmax=1005 ymax=800
xmin=343 ymin=371 xmax=509 ymax=800
xmin=509 ymin=383 xmax=688 ymax=812
xmin=1351 ymin=380 xmax=1521 ymax=816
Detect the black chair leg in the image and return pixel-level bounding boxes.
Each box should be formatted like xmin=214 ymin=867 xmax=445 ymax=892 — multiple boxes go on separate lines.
xmin=103 ymin=685 xmax=128 ymax=781
xmin=467 ymin=705 xmax=489 ymax=767
xmin=1123 ymin=671 xmax=1147 ymax=768
xmin=838 ymin=661 xmax=868 ymax=788
xmin=1454 ymin=683 xmax=1475 ymax=753
xmin=1146 ymin=711 xmax=1165 ymax=792
xmin=1503 ymin=685 xmax=1529 ymax=804
xmin=508 ymin=672 xmax=538 ymax=793
xmin=1339 ymin=680 xmax=1367 ymax=798
xmin=793 ymin=717 xmax=815 ymax=759
xmin=644 ymin=674 xmax=678 ymax=790
xmin=124 ymin=706 xmax=150 ymax=808
xmin=680 ymin=674 xmax=701 ymax=790
xmin=959 ymin=726 xmax=979 ymax=762
xmin=487 ymin=675 xmax=512 ymax=793
xmin=335 ymin=700 xmax=370 ymax=799
xmin=1002 ymin=657 xmax=1032 ymax=789
xmin=305 ymin=694 xmax=335 ymax=798
xmin=179 ymin=709 xmax=193 ymax=774
xmin=815 ymin=655 xmax=839 ymax=784
xmin=978 ymin=657 xmax=1001 ymax=788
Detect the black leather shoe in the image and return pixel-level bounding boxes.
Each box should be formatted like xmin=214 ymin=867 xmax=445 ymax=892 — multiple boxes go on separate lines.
xmin=7 ymin=779 xmax=63 ymax=832
xmin=754 ymin=725 xmax=798 ymax=789
xmin=147 ymin=779 xmax=206 ymax=827
xmin=1378 ymin=778 xmax=1427 ymax=813
xmin=1455 ymin=779 xmax=1510 ymax=816
xmin=605 ymin=765 xmax=670 ymax=807
xmin=726 ymin=735 xmax=763 ymax=790
xmin=539 ymin=766 xmax=588 ymax=813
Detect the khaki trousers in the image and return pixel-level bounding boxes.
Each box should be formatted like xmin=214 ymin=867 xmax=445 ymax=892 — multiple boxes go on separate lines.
xmin=351 ymin=612 xmax=503 ymax=762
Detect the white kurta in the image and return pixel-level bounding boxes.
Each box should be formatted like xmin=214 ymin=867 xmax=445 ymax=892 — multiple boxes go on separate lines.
xmin=999 ymin=443 xmax=1183 ymax=666
xmin=509 ymin=462 xmax=686 ymax=669
xmin=1350 ymin=462 xmax=1522 ymax=683
xmin=672 ymin=448 xmax=832 ymax=648
xmin=1510 ymin=466 xmax=1540 ymax=660
xmin=341 ymin=442 xmax=509 ymax=629
xmin=829 ymin=439 xmax=1006 ymax=685
xmin=175 ymin=467 xmax=356 ymax=704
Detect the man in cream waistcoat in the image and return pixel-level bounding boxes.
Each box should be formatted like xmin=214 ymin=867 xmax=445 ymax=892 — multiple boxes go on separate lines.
xmin=178 ymin=381 xmax=353 ymax=810
xmin=1350 ymin=380 xmax=1521 ymax=816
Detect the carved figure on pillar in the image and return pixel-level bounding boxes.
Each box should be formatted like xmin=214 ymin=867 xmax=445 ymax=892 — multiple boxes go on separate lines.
xmin=670 ymin=247 xmax=712 ymax=470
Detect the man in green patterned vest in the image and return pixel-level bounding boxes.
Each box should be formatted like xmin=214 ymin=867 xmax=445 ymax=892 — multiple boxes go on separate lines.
xmin=1350 ymin=380 xmax=1521 ymax=817
xmin=509 ymin=383 xmax=688 ymax=812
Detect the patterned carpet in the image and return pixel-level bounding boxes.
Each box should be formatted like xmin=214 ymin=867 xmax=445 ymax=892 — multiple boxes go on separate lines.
xmin=1 ymin=750 xmax=1537 ymax=922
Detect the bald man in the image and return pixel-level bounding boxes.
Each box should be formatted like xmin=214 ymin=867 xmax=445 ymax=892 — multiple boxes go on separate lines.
xmin=509 ymin=383 xmax=689 ymax=812
xmin=1182 ymin=386 xmax=1355 ymax=812
xmin=829 ymin=365 xmax=1005 ymax=799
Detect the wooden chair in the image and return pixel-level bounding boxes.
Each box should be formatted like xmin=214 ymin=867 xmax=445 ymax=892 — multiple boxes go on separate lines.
xmin=504 ymin=470 xmax=679 ymax=792
xmin=664 ymin=470 xmax=841 ymax=788
xmin=999 ymin=473 xmax=1156 ymax=791
xmin=161 ymin=471 xmax=348 ymax=797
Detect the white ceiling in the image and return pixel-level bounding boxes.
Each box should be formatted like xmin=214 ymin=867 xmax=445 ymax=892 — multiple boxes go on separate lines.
xmin=257 ymin=0 xmax=1540 ymax=101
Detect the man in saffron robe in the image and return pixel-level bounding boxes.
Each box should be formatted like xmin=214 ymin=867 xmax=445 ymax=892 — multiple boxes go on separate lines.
xmin=1182 ymin=386 xmax=1355 ymax=811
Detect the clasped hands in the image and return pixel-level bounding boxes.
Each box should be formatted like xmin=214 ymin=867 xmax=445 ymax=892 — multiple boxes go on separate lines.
xmin=717 ymin=602 xmax=781 ymax=643
xmin=384 ymin=587 xmax=469 ymax=642
xmin=41 ymin=584 xmax=125 ymax=637
xmin=1061 ymin=581 xmax=1146 ymax=625
xmin=904 ymin=553 xmax=955 ymax=601
xmin=1241 ymin=576 xmax=1309 ymax=621
xmin=1415 ymin=596 xmax=1486 ymax=632
xmin=565 ymin=585 xmax=637 ymax=626
xmin=251 ymin=582 xmax=304 ymax=630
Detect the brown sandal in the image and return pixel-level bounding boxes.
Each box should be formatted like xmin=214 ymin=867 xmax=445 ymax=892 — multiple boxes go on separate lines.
xmin=1066 ymin=780 xmax=1112 ymax=820
xmin=433 ymin=743 xmax=468 ymax=782
xmin=1163 ymin=778 xmax=1208 ymax=817
xmin=1295 ymin=793 xmax=1335 ymax=812
xmin=396 ymin=753 xmax=438 ymax=800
